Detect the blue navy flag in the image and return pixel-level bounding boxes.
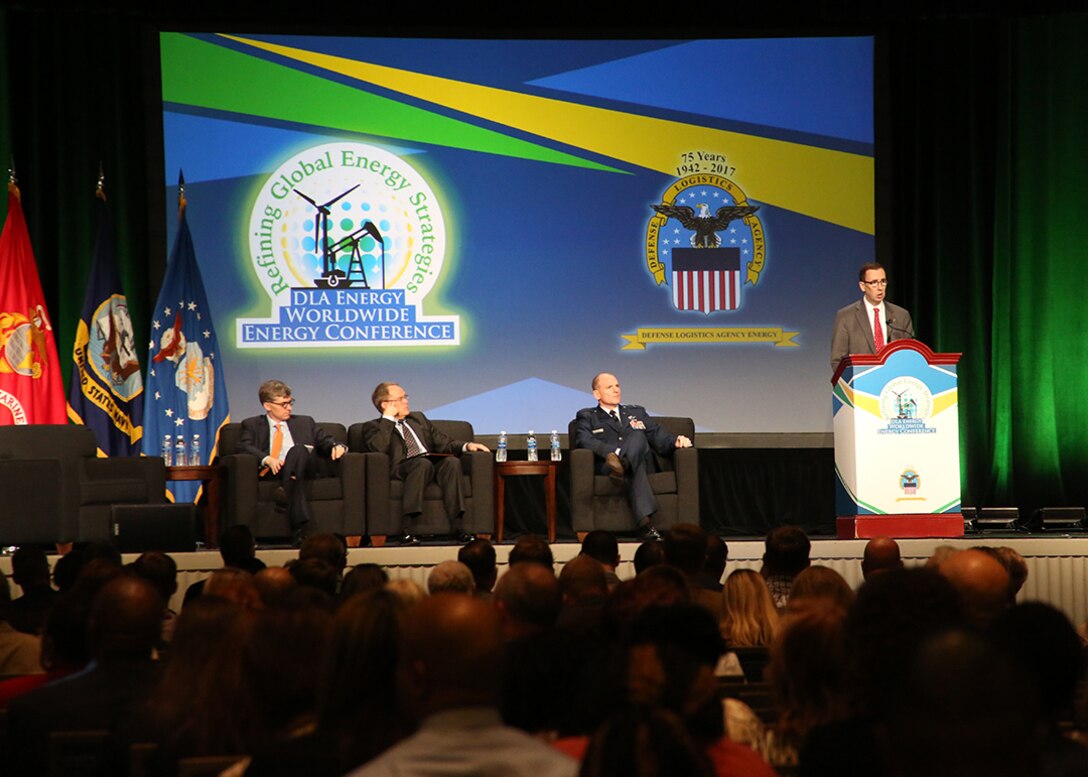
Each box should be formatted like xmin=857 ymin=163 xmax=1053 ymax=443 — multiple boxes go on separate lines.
xmin=142 ymin=179 xmax=229 ymax=502
xmin=67 ymin=189 xmax=145 ymax=455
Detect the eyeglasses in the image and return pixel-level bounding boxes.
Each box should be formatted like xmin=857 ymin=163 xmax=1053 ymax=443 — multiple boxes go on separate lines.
xmin=862 ymin=279 xmax=887 ymax=287
xmin=385 ymin=394 xmax=409 ymax=403
xmin=268 ymin=398 xmax=295 ymax=407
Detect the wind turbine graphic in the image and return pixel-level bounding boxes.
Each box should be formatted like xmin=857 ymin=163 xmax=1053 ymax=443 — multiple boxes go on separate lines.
xmin=294 ymin=185 xmax=360 ymax=288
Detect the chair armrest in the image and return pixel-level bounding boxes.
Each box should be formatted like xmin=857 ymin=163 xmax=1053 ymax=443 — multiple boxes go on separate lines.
xmin=673 ymin=447 xmax=699 ymax=522
xmin=219 ymin=453 xmax=260 ymax=527
xmin=83 ymin=457 xmax=166 ymax=503
xmin=362 ymin=452 xmax=392 ymax=526
xmin=463 ymin=450 xmax=493 ymax=524
xmin=335 ymin=452 xmax=366 ymax=535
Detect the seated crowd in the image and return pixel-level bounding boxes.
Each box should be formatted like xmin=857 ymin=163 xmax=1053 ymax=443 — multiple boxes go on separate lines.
xmin=1 ymin=525 xmax=1086 ymax=777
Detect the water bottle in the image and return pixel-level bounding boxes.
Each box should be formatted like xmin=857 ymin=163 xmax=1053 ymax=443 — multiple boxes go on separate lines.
xmin=190 ymin=434 xmax=201 ymax=466
xmin=175 ymin=435 xmax=186 ymax=467
xmin=527 ymin=430 xmax=538 ymax=462
xmin=549 ymin=430 xmax=561 ymax=461
xmin=496 ymin=431 xmax=508 ymax=463
xmin=162 ymin=434 xmax=173 ymax=467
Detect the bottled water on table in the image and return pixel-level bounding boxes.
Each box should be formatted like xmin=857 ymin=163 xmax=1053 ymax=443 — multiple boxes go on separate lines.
xmin=549 ymin=430 xmax=561 ymax=461
xmin=162 ymin=434 xmax=173 ymax=467
xmin=496 ymin=431 xmax=508 ymax=463
xmin=527 ymin=430 xmax=538 ymax=462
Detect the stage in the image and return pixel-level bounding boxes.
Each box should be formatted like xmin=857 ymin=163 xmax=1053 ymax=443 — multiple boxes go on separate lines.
xmin=5 ymin=535 xmax=1086 ymax=628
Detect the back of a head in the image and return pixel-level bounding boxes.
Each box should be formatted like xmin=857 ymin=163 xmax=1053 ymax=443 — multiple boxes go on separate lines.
xmin=205 ymin=567 xmax=262 ymax=609
xmin=861 ymin=535 xmax=902 ymax=580
xmin=581 ymin=530 xmax=620 ymax=567
xmin=508 ymin=534 xmax=554 ymax=569
xmin=788 ymin=565 xmax=854 ymax=610
xmin=12 ymin=545 xmax=50 ymax=589
xmin=299 ymin=533 xmax=348 ymax=572
xmin=846 ymin=567 xmax=964 ymax=714
xmin=219 ymin=524 xmax=257 ymax=567
xmin=633 ymin=540 xmax=666 ymax=575
xmin=494 ymin=562 xmax=560 ymax=632
xmin=289 ymin=557 xmax=340 ymax=598
xmin=427 ymin=560 xmax=476 ymax=595
xmin=582 ymin=707 xmax=716 ymax=777
xmin=340 ymin=563 xmax=389 ymax=600
xmin=663 ymin=522 xmax=707 ymax=576
xmin=703 ymin=534 xmax=728 ymax=579
xmin=722 ymin=568 xmax=779 ymax=647
xmin=131 ymin=551 xmax=179 ymax=603
xmin=90 ymin=575 xmax=164 ymax=661
xmin=458 ymin=538 xmax=497 ymax=593
xmin=558 ymin=554 xmax=608 ymax=602
xmin=763 ymin=525 xmax=811 ymax=577
xmin=938 ymin=549 xmax=1012 ymax=628
xmin=403 ymin=593 xmax=504 ymax=713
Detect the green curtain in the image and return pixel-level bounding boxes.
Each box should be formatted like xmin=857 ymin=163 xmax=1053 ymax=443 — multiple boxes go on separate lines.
xmin=893 ymin=14 xmax=1088 ymax=516
xmin=0 ymin=8 xmax=161 ymax=392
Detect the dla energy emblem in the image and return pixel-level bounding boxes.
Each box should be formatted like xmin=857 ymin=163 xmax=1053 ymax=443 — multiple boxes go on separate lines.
xmin=239 ymin=142 xmax=458 ymax=349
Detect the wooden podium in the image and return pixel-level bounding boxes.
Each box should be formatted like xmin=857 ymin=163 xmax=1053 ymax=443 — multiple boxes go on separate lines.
xmin=832 ymin=339 xmax=964 ymax=539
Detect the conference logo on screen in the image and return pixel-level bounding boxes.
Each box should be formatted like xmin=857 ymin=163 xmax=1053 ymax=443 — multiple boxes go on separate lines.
xmin=239 ymin=141 xmax=458 ymax=349
xmin=625 ymin=157 xmax=796 ymax=350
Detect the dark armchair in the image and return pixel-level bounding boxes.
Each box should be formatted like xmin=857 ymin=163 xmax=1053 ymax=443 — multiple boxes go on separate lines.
xmin=567 ymin=415 xmax=699 ymax=536
xmin=217 ymin=422 xmax=365 ymax=541
xmin=0 ymin=425 xmax=166 ymax=544
xmin=347 ymin=419 xmax=494 ymax=542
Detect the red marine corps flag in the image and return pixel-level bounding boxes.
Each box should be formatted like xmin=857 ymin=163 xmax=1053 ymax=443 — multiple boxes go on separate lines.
xmin=0 ymin=176 xmax=66 ymax=424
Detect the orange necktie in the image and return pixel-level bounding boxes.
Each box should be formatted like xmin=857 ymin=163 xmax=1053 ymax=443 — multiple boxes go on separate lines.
xmin=271 ymin=422 xmax=283 ymax=460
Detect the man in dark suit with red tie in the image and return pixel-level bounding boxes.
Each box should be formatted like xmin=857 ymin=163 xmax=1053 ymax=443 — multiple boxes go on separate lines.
xmin=574 ymin=372 xmax=692 ymax=542
xmin=830 ymin=262 xmax=915 ymax=372
xmin=239 ymin=379 xmax=347 ymax=545
xmin=362 ymin=382 xmax=489 ymax=546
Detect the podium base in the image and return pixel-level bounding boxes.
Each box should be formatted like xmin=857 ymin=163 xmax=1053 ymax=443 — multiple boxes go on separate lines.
xmin=837 ymin=514 xmax=964 ymax=540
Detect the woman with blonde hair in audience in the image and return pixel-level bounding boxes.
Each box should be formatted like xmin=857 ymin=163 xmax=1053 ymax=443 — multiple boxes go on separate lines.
xmin=720 ymin=569 xmax=779 ymax=648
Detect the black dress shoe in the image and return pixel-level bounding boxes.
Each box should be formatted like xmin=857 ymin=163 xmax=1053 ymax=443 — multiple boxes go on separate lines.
xmin=453 ymin=530 xmax=475 ymax=545
xmin=638 ymin=523 xmax=662 ymax=542
xmin=605 ymin=452 xmax=625 ymax=480
xmin=291 ymin=523 xmax=311 ymax=548
xmin=397 ymin=533 xmax=421 ymax=546
xmin=272 ymin=486 xmax=289 ymax=512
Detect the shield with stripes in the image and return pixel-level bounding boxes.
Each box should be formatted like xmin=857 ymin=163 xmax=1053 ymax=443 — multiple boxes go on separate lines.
xmin=671 ymin=247 xmax=741 ymax=313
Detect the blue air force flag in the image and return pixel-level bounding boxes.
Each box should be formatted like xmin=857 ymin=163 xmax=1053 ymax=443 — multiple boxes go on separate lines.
xmin=142 ymin=190 xmax=229 ymax=502
xmin=67 ymin=193 xmax=144 ymax=455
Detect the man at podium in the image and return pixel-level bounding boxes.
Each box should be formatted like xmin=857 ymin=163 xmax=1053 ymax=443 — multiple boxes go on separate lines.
xmin=830 ymin=262 xmax=915 ymax=371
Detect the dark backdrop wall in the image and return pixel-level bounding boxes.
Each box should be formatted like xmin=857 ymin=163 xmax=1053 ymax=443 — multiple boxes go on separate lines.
xmin=2 ymin=5 xmax=1087 ymax=532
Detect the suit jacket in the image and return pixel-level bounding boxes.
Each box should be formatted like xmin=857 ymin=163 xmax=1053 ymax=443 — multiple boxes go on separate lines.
xmin=360 ymin=412 xmax=467 ymax=472
xmin=238 ymin=414 xmax=337 ymax=465
xmin=830 ymin=299 xmax=914 ymax=372
xmin=574 ymin=404 xmax=676 ymax=471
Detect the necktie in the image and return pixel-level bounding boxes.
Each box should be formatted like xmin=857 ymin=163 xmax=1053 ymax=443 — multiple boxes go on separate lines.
xmin=610 ymin=410 xmax=620 ymax=425
xmin=398 ymin=420 xmax=422 ymax=457
xmin=271 ymin=423 xmax=283 ymax=460
xmin=873 ymin=307 xmax=885 ymax=351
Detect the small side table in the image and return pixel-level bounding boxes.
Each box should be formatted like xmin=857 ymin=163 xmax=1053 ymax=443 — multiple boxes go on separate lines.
xmin=494 ymin=459 xmax=557 ymax=543
xmin=166 ymin=465 xmax=222 ymax=547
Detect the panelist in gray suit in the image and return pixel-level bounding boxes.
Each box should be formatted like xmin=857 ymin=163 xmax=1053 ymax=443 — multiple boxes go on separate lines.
xmin=830 ymin=262 xmax=914 ymax=372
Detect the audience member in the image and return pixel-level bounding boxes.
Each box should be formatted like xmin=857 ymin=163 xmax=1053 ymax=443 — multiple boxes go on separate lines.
xmin=939 ymin=548 xmax=1012 ymax=628
xmin=700 ymin=534 xmax=728 ymax=593
xmin=664 ymin=523 xmax=724 ymax=621
xmin=494 ymin=562 xmax=561 ymax=641
xmin=130 ymin=550 xmax=180 ymax=646
xmin=340 ymin=563 xmax=389 ymax=600
xmin=427 ymin=560 xmax=476 ymax=595
xmin=557 ymin=555 xmax=609 ymax=640
xmin=8 ymin=576 xmax=163 ymax=775
xmin=7 ymin=546 xmax=59 ymax=635
xmin=509 ymin=534 xmax=555 ymax=569
xmin=0 ymin=570 xmax=41 ymax=677
xmin=385 ymin=578 xmax=428 ymax=607
xmin=860 ymin=535 xmax=902 ymax=580
xmin=347 ymin=594 xmax=577 ymax=776
xmin=458 ymin=538 xmax=498 ymax=598
xmin=760 ymin=525 xmax=811 ymax=609
xmin=974 ymin=545 xmax=1029 ymax=599
xmin=204 ymin=567 xmax=263 ymax=610
xmin=633 ymin=540 xmax=666 ymax=575
xmin=0 ymin=593 xmax=90 ymax=708
xmin=581 ymin=530 xmax=622 ymax=590
xmin=253 ymin=566 xmax=298 ymax=607
xmin=184 ymin=524 xmax=267 ymax=605
xmin=788 ymin=565 xmax=854 ymax=610
xmin=720 ymin=569 xmax=778 ymax=648
xmin=299 ymin=533 xmax=348 ymax=576
xmin=581 ymin=708 xmax=716 ymax=777
xmin=289 ymin=557 xmax=340 ymax=598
